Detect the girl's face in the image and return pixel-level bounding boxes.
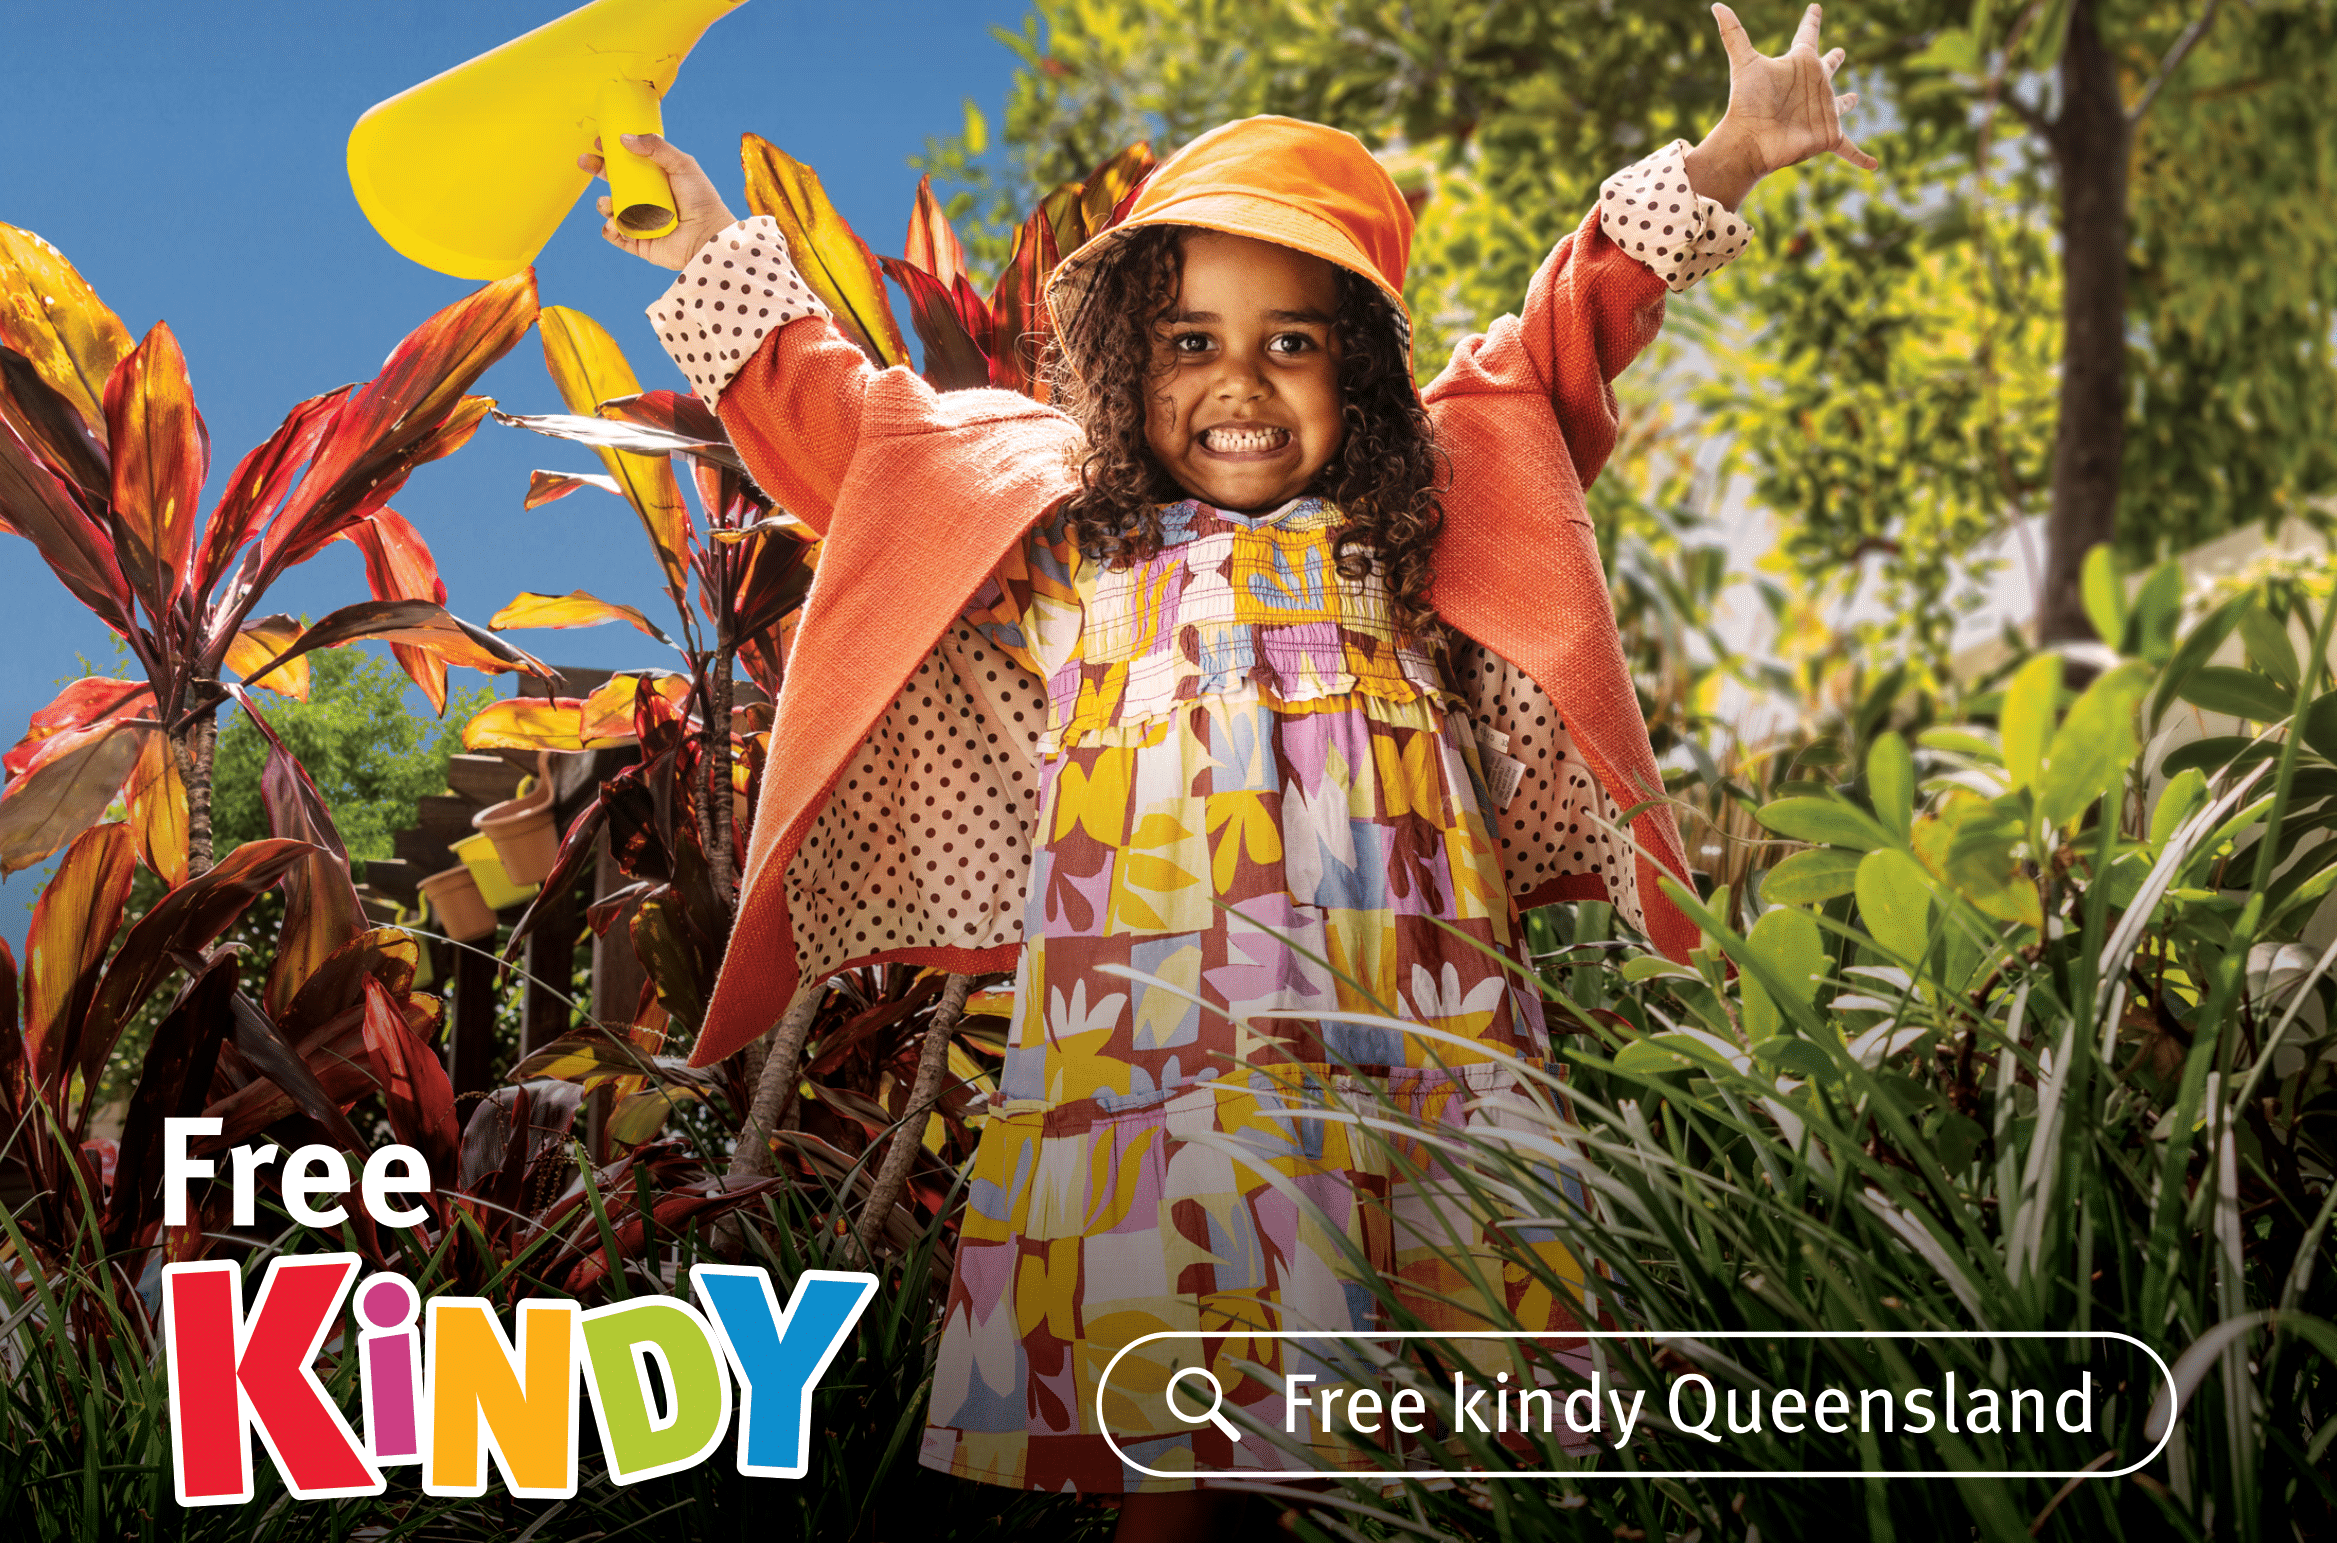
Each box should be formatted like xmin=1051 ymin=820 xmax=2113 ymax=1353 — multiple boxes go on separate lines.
xmin=1143 ymin=231 xmax=1345 ymax=513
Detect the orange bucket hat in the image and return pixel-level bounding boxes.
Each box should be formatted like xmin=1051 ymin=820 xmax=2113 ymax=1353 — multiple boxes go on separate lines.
xmin=1045 ymin=115 xmax=1415 ymax=364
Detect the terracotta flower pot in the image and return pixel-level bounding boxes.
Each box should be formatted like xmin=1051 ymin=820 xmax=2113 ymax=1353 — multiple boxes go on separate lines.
xmin=474 ymin=757 xmax=560 ymax=885
xmin=418 ymin=863 xmax=497 ymax=942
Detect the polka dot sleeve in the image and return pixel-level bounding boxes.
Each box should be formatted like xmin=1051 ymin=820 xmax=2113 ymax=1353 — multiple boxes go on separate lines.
xmin=644 ymin=215 xmax=834 ymax=411
xmin=1598 ymin=139 xmax=1753 ymax=294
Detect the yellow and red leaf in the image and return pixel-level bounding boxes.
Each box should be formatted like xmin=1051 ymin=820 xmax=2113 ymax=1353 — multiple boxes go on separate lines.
xmin=525 ymin=468 xmax=622 ymax=509
xmin=0 ymin=720 xmax=150 ymax=876
xmin=257 ymin=271 xmax=538 ymax=585
xmin=102 ymin=321 xmax=210 ymax=615
xmin=740 ymin=135 xmax=909 ymax=370
xmin=904 ymin=174 xmax=969 ymax=286
xmin=0 ymin=223 xmax=134 ymax=448
xmin=342 ymin=509 xmax=451 ymax=713
xmin=124 ymin=728 xmax=189 ymax=888
xmin=537 ymin=306 xmax=692 ymax=602
xmin=491 ymin=589 xmax=674 ymax=646
xmin=20 ymin=821 xmax=138 ymax=1088
xmin=223 ymin=615 xmax=313 ymax=700
xmin=5 ymin=677 xmax=153 ymax=780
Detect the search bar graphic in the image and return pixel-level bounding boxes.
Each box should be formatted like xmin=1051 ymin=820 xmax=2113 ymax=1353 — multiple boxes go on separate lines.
xmin=1094 ymin=1330 xmax=2177 ymax=1482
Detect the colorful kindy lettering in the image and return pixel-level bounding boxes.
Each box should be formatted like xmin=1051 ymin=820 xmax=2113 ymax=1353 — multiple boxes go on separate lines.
xmin=162 ymin=1259 xmax=876 ymax=1505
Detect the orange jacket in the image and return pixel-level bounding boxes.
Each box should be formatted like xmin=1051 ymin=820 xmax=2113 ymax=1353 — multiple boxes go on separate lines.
xmin=682 ymin=202 xmax=1694 ymax=1067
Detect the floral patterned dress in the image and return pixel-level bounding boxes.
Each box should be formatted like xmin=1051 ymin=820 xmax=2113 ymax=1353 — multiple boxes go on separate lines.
xmin=918 ymin=497 xmax=1589 ymax=1493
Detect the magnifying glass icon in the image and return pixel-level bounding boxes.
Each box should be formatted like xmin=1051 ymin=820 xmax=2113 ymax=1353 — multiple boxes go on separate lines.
xmin=1165 ymin=1366 xmax=1244 ymax=1444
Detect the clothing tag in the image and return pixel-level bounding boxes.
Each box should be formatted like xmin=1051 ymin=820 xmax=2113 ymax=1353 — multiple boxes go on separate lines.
xmin=1475 ymin=723 xmax=1526 ymax=811
xmin=1487 ymin=753 xmax=1527 ymax=813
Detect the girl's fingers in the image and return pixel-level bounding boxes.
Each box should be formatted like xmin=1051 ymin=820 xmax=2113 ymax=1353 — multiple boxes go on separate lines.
xmin=578 ymin=153 xmax=606 ymax=177
xmin=1711 ymin=2 xmax=1757 ymax=66
xmin=1791 ymin=2 xmax=1824 ymax=55
xmin=596 ymin=195 xmax=613 ymax=217
xmin=1822 ymin=46 xmax=1845 ymax=77
xmin=1836 ymin=91 xmax=1859 ymax=115
xmin=1834 ymin=134 xmax=1879 ymax=171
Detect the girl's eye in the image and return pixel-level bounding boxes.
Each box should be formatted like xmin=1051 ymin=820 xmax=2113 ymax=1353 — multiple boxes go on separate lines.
xmin=1169 ymin=332 xmax=1213 ymax=356
xmin=1268 ymin=333 xmax=1319 ymax=357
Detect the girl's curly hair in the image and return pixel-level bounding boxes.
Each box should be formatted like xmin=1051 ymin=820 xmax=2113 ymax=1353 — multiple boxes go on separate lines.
xmin=1046 ymin=226 xmax=1448 ymax=638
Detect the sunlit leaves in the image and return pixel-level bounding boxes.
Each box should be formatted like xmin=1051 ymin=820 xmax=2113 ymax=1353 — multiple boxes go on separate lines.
xmin=246 ymin=598 xmax=554 ymax=684
xmin=0 ymin=720 xmax=150 ymax=875
xmin=4 ymin=677 xmax=152 ymax=779
xmin=1755 ymin=795 xmax=1894 ymax=852
xmin=1999 ymin=654 xmax=2060 ymax=794
xmin=491 ymin=589 xmax=674 ymax=646
xmin=524 ymin=468 xmax=622 ymax=508
xmin=1855 ymin=847 xmax=1936 ymax=968
xmin=1866 ymin=730 xmax=1913 ymax=842
xmin=1760 ymin=846 xmax=1862 ymax=904
xmin=102 ymin=321 xmax=209 ymax=615
xmin=0 ymin=222 xmax=134 ymax=444
xmin=537 ymin=307 xmax=693 ymax=606
xmin=124 ymin=729 xmax=189 ymax=887
xmin=19 ymin=822 xmax=137 ymax=1087
xmin=2036 ymin=662 xmax=2150 ymax=828
xmin=223 ymin=614 xmax=313 ymax=700
xmin=740 ymin=135 xmax=909 ymax=370
xmin=1740 ymin=905 xmax=1826 ymax=1041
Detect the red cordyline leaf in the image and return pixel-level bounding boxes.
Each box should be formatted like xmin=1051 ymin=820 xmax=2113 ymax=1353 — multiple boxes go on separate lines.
xmin=102 ymin=320 xmax=210 ymax=617
xmin=197 ymin=387 xmax=347 ymax=599
xmin=0 ymin=720 xmax=151 ymax=877
xmin=524 ymin=469 xmax=622 ymax=509
xmin=343 ymin=509 xmax=453 ymax=713
xmin=20 ymin=822 xmax=137 ymax=1091
xmin=70 ymin=838 xmax=322 ymax=1092
xmin=904 ymin=175 xmax=968 ymax=286
xmin=598 ymin=390 xmax=724 ymax=446
xmin=2 ymin=344 xmax=111 ymax=505
xmin=361 ymin=973 xmax=460 ymax=1186
xmin=987 ymin=207 xmax=1061 ymax=398
xmin=879 ymin=258 xmax=992 ymax=393
xmin=0 ymin=411 xmax=133 ymax=631
xmin=241 ymin=272 xmax=537 ymax=608
xmin=244 ymin=597 xmax=556 ymax=686
xmin=4 ymin=677 xmax=153 ymax=780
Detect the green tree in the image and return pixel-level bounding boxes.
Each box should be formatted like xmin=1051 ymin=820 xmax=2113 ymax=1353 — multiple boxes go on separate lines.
xmin=211 ymin=646 xmax=489 ymax=875
xmin=917 ymin=0 xmax=2337 ymax=652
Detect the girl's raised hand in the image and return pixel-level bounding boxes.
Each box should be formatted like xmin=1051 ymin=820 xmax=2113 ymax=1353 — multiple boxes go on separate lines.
xmin=1687 ymin=3 xmax=1876 ymax=208
xmin=577 ymin=133 xmax=738 ymax=270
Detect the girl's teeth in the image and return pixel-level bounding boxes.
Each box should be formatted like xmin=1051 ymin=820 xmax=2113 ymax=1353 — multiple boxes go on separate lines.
xmin=1204 ymin=427 xmax=1288 ymax=453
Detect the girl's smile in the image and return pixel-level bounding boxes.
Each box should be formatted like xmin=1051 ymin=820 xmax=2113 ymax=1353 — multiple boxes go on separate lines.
xmin=1145 ymin=230 xmax=1345 ymax=512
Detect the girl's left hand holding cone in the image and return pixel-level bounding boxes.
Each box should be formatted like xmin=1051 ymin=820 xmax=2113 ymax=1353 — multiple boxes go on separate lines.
xmin=1685 ymin=3 xmax=1876 ymax=210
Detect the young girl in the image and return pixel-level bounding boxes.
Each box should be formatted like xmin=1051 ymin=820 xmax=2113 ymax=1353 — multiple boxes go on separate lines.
xmin=595 ymin=4 xmax=1868 ymax=1532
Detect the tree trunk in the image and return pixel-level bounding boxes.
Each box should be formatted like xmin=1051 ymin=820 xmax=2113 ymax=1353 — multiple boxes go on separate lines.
xmin=853 ymin=973 xmax=973 ymax=1266
xmin=174 ymin=704 xmax=219 ymax=878
xmin=725 ymin=981 xmax=829 ymax=1183
xmin=2038 ymin=0 xmax=2133 ymax=643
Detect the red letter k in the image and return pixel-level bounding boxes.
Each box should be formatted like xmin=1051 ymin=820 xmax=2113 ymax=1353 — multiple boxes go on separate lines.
xmin=165 ymin=1253 xmax=382 ymax=1505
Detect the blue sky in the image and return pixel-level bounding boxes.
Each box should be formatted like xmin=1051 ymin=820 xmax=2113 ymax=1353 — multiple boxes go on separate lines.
xmin=1 ymin=0 xmax=1028 ymax=951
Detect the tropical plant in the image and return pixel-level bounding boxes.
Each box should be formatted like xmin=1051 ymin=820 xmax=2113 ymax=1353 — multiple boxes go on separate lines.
xmin=0 ymin=222 xmax=551 ymax=888
xmin=1183 ymin=544 xmax=2337 ymax=1541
